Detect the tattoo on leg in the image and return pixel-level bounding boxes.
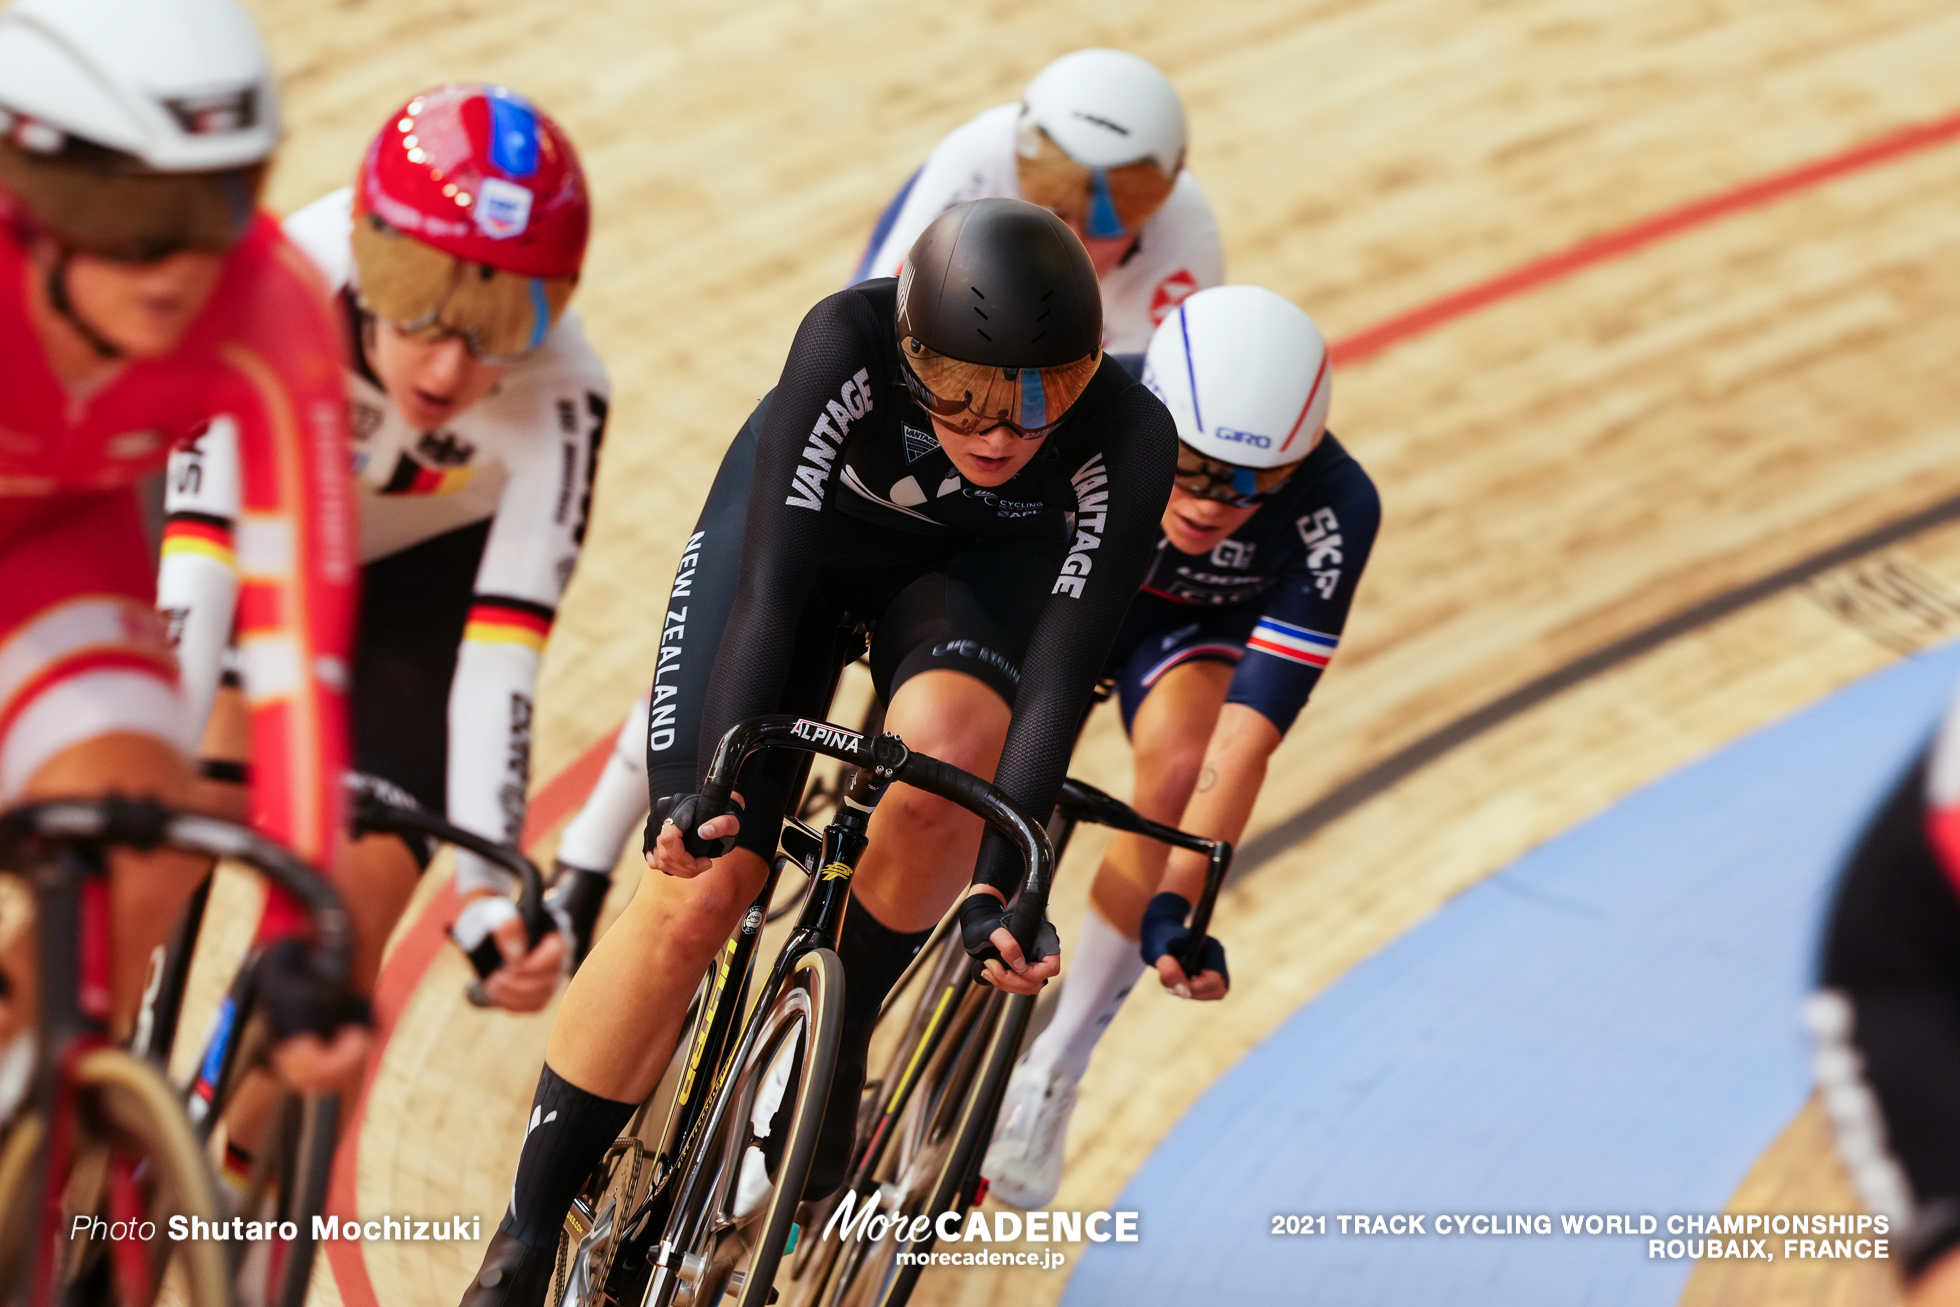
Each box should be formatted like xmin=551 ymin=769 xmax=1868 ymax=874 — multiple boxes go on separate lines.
xmin=1196 ymin=764 xmax=1219 ymax=793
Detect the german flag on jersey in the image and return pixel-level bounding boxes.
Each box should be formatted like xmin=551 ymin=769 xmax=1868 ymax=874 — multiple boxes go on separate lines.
xmin=464 ymin=596 xmax=555 ymax=653
xmin=379 ymin=451 xmax=477 ymax=496
xmin=160 ymin=511 xmax=236 ymax=569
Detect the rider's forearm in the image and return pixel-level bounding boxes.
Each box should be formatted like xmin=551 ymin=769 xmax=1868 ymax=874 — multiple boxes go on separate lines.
xmin=1158 ymin=704 xmax=1280 ymax=904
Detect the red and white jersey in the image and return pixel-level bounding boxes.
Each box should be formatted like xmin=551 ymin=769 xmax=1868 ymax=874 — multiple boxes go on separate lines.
xmin=0 ymin=215 xmax=355 ymax=870
xmin=163 ymin=187 xmax=610 ymax=891
xmin=858 ymin=103 xmax=1225 ymax=353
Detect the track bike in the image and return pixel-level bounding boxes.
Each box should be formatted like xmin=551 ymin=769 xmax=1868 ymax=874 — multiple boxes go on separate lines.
xmin=785 ymin=774 xmax=1231 ymax=1307
xmin=549 ymin=712 xmax=1057 ymax=1307
xmin=107 ymin=777 xmax=550 ymax=1307
xmin=0 ymin=797 xmax=355 ymax=1307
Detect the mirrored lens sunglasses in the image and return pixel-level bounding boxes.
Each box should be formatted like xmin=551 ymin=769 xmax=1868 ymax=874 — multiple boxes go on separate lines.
xmin=1014 ymin=127 xmax=1176 ymax=241
xmin=899 ymin=337 xmax=1100 ymax=440
xmin=1174 ymin=446 xmax=1303 ymax=507
xmin=350 ymin=214 xmax=574 ymax=364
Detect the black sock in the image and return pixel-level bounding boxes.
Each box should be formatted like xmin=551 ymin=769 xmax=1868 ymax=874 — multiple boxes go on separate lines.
xmin=802 ymin=904 xmax=933 ymax=1198
xmin=835 ymin=902 xmax=934 ymax=1038
xmin=499 ymin=1063 xmax=637 ymax=1248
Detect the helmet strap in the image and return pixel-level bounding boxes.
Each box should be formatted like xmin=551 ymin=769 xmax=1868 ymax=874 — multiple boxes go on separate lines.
xmin=45 ymin=245 xmax=122 ymax=361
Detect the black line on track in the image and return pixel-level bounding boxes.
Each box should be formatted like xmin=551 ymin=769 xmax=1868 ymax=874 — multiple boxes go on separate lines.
xmin=1234 ymin=490 xmax=1960 ymax=878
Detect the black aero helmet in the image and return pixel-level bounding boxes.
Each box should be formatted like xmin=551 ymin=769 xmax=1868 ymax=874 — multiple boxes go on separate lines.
xmin=898 ymin=197 xmax=1100 ymax=366
xmin=896 ymin=198 xmax=1103 ymax=438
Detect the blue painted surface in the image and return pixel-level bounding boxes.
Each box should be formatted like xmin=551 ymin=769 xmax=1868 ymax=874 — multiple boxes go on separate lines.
xmin=1066 ymin=641 xmax=1960 ymax=1306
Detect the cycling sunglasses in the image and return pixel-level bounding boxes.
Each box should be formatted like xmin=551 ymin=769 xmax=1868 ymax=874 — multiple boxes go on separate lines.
xmin=351 ymin=214 xmax=575 ymax=364
xmin=1014 ymin=125 xmax=1177 ymax=241
xmin=0 ymin=139 xmax=264 ymax=262
xmin=899 ymin=336 xmax=1100 ymax=440
xmin=1174 ymin=444 xmax=1304 ymax=508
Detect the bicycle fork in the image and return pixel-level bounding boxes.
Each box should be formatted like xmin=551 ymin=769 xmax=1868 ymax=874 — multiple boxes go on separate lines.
xmin=647 ymin=762 xmax=897 ymax=1307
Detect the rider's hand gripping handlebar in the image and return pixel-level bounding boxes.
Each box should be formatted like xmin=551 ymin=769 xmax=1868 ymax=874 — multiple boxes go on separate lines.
xmin=342 ymin=777 xmax=552 ymax=983
xmin=694 ymin=715 xmax=1057 ymax=967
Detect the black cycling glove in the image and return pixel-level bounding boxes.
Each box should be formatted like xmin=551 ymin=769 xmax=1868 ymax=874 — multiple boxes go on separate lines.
xmin=253 ymin=938 xmax=372 ymax=1042
xmin=645 ymin=792 xmax=745 ymax=862
xmin=957 ymin=892 xmax=1059 ymax=974
xmin=1139 ymin=892 xmax=1229 ymax=988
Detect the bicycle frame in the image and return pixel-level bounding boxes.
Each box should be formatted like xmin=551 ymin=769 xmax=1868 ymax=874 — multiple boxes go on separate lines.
xmin=842 ymin=775 xmax=1233 ymax=1216
xmin=597 ymin=715 xmax=1052 ymax=1306
xmin=0 ymin=797 xmax=353 ymax=1307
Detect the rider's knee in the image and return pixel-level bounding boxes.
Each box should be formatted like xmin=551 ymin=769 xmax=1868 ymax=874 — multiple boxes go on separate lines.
xmin=882 ymin=779 xmax=976 ymax=839
xmin=884 ymin=670 xmax=1009 ymax=774
xmin=647 ymin=851 xmax=768 ymax=952
xmin=1134 ymin=733 xmax=1207 ymax=811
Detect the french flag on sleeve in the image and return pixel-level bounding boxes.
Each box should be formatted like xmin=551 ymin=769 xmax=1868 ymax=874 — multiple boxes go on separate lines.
xmin=1247 ymin=616 xmax=1338 ymax=669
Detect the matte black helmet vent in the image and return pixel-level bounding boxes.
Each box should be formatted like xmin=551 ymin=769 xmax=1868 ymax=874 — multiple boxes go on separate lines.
xmin=895 ymin=197 xmax=1101 ymax=368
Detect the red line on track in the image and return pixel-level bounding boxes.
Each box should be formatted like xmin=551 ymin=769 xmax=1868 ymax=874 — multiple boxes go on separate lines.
xmin=325 ymin=105 xmax=1960 ymax=1307
xmin=1330 ymin=108 xmax=1960 ymax=367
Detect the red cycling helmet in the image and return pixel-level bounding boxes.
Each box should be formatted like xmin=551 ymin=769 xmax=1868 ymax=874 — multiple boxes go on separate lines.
xmin=352 ymin=83 xmax=588 ymax=359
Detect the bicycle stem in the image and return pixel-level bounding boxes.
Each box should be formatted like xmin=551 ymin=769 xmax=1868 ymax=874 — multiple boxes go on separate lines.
xmin=697 ymin=715 xmax=1056 ymax=959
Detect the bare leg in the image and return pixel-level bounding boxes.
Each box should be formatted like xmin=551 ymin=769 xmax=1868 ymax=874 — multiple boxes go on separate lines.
xmin=1087 ymin=660 xmax=1232 ymax=934
xmin=849 ymin=669 xmax=1011 ymax=932
xmin=543 ymin=846 xmax=769 ymax=1101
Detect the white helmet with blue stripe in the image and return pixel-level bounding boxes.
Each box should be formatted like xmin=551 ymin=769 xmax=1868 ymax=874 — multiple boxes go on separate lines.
xmin=1142 ymin=284 xmax=1332 ymax=470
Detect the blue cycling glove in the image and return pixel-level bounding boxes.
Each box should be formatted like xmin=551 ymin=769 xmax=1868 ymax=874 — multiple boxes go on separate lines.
xmin=1139 ymin=892 xmax=1229 ymax=988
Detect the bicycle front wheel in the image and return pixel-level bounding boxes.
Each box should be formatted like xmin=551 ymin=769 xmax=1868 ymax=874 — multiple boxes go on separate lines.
xmin=30 ymin=1047 xmax=231 ymax=1307
xmin=800 ymin=949 xmax=1033 ymax=1307
xmin=654 ymin=946 xmax=843 ymax=1307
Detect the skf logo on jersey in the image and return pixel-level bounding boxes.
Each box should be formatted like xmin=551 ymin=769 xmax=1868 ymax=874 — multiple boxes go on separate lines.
xmin=786 ymin=370 xmax=875 ymax=511
xmin=1053 ymin=455 xmax=1109 ymax=598
xmin=476 ymin=177 xmax=534 ymax=240
xmin=1296 ymin=507 xmax=1344 ymax=599
xmin=1148 ymin=270 xmax=1200 ymax=326
xmin=1215 ymin=426 xmax=1271 ymax=450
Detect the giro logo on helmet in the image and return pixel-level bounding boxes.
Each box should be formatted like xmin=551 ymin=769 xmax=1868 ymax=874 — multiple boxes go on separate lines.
xmin=1214 ymin=426 xmax=1271 ymax=450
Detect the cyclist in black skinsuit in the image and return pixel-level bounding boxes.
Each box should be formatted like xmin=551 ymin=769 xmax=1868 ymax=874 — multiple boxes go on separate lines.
xmin=1813 ymin=690 xmax=1960 ymax=1303
xmin=462 ymin=198 xmax=1176 ymax=1307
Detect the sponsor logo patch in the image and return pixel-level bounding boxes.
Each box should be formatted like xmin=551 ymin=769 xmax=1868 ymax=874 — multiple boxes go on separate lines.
xmin=786 ymin=371 xmax=875 ymax=511
xmin=1052 ymin=454 xmax=1109 ymax=598
xmin=1214 ymin=426 xmax=1271 ymax=450
xmin=475 ymin=177 xmax=534 ymax=239
xmin=791 ymin=719 xmax=866 ymax=753
xmin=1148 ymin=270 xmax=1200 ymax=326
xmin=903 ymin=423 xmax=938 ymax=463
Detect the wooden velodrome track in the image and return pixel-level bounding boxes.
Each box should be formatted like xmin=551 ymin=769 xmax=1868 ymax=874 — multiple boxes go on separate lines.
xmin=186 ymin=0 xmax=1960 ymax=1302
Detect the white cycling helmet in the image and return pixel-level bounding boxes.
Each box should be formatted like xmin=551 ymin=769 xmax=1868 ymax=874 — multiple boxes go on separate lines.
xmin=0 ymin=0 xmax=277 ymax=263
xmin=1018 ymin=49 xmax=1185 ymax=173
xmin=0 ymin=0 xmax=277 ymax=171
xmin=1143 ymin=285 xmax=1332 ymax=473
